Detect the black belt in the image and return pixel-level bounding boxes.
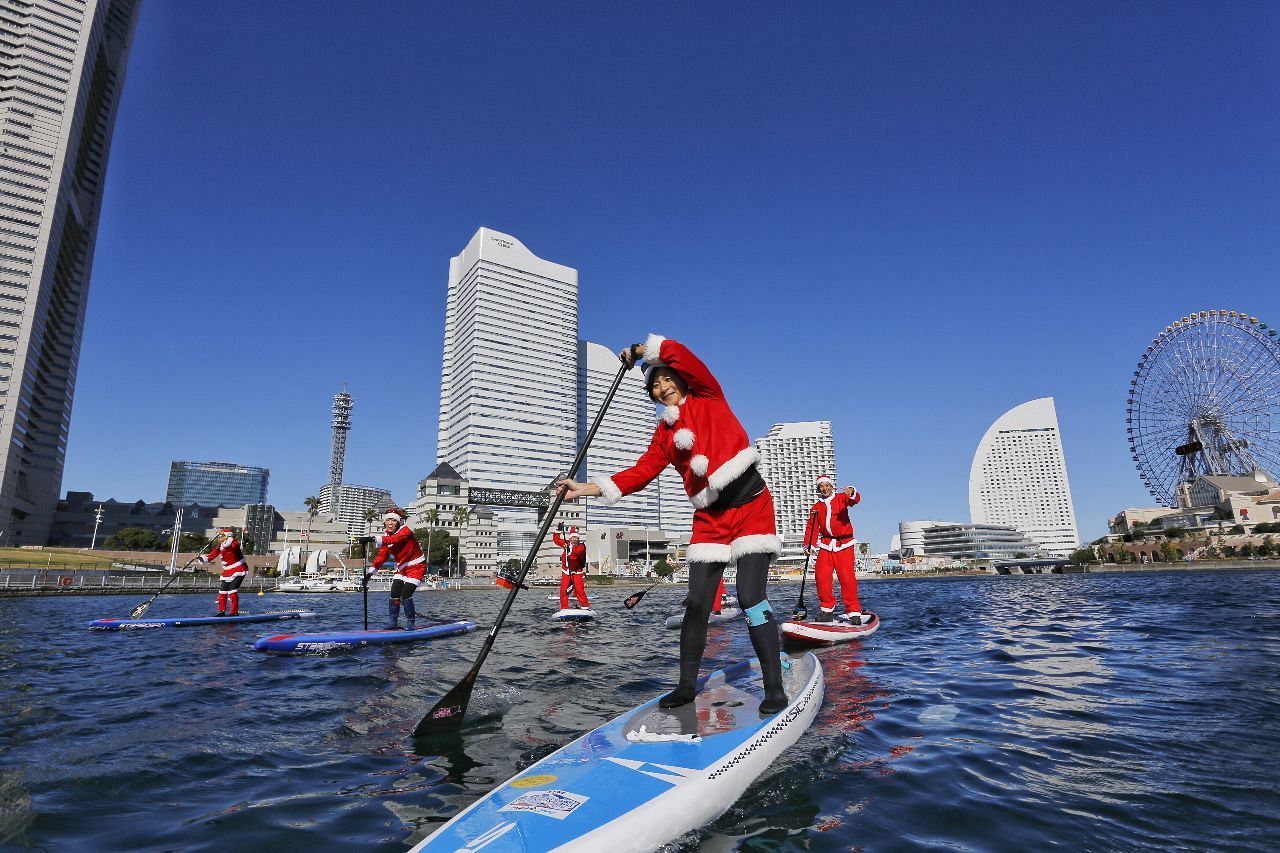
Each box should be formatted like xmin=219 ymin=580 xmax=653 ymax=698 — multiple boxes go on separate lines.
xmin=706 ymin=465 xmax=766 ymax=512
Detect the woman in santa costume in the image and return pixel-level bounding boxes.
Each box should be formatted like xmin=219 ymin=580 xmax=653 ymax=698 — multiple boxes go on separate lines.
xmin=369 ymin=508 xmax=427 ymax=629
xmin=552 ymin=524 xmax=590 ymax=610
xmin=803 ymin=476 xmax=865 ymax=623
xmin=200 ymin=527 xmax=247 ymax=616
xmin=558 ymin=334 xmax=787 ymax=714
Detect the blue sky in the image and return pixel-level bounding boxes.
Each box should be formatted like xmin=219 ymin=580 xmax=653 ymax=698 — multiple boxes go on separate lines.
xmin=66 ymin=1 xmax=1279 ymax=552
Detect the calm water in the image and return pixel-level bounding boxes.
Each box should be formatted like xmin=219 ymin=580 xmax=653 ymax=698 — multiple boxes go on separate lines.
xmin=2 ymin=570 xmax=1279 ymax=852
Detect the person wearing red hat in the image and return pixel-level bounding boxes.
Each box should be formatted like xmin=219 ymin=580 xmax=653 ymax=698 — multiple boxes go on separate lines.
xmin=552 ymin=523 xmax=590 ymax=610
xmin=369 ymin=508 xmax=427 ymax=629
xmin=557 ymin=334 xmax=787 ymax=715
xmin=803 ymin=476 xmax=864 ymax=623
xmin=200 ymin=527 xmax=247 ymax=616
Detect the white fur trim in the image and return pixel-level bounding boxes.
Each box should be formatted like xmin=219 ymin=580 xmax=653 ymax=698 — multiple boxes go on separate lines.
xmin=707 ymin=446 xmax=760 ymax=491
xmin=591 ymin=475 xmax=623 ymax=506
xmin=372 ymin=534 xmax=385 ymax=546
xmin=731 ymin=534 xmax=782 ymax=559
xmin=661 ymin=405 xmax=680 ymax=426
xmin=643 ymin=333 xmax=668 ymax=365
xmin=383 ymin=512 xmax=403 ymax=523
xmin=673 ymin=428 xmax=695 ymax=450
xmin=690 ymin=454 xmax=709 ymax=477
xmin=689 ymin=485 xmax=719 ymax=509
xmin=816 ymin=475 xmax=834 ymax=487
xmin=686 ymin=542 xmax=732 ymax=564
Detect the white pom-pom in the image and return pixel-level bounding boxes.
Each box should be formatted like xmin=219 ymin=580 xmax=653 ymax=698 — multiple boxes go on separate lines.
xmin=661 ymin=405 xmax=680 ymax=425
xmin=673 ymin=428 xmax=695 ymax=450
xmin=690 ymin=455 xmax=709 ymax=477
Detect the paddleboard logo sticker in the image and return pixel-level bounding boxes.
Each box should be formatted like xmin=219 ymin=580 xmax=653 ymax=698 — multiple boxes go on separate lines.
xmin=509 ymin=774 xmax=557 ymax=788
xmin=499 ymin=790 xmax=587 ymax=819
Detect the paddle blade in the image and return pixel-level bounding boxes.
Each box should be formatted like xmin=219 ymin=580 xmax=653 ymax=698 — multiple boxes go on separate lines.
xmin=129 ymin=601 xmax=151 ymax=619
xmin=790 ymin=607 xmax=807 ymax=621
xmin=413 ymin=671 xmax=477 ymax=738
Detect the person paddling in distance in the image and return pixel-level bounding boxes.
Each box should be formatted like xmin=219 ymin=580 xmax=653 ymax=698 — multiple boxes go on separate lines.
xmin=200 ymin=527 xmax=248 ymax=617
xmin=553 ymin=523 xmax=590 ymax=610
xmin=557 ymin=335 xmax=787 ymax=715
xmin=367 ymin=508 xmax=427 ymax=629
xmin=804 ymin=476 xmax=866 ymax=624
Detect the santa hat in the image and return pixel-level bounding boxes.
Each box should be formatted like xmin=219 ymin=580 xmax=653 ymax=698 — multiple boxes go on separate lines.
xmin=382 ymin=508 xmax=406 ymax=524
xmin=816 ymin=475 xmax=834 ymax=488
xmin=566 ymin=526 xmax=580 ymax=540
xmin=218 ymin=527 xmax=234 ymax=537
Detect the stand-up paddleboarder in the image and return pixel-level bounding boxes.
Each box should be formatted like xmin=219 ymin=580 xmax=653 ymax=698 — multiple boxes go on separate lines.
xmin=804 ymin=476 xmax=866 ymax=623
xmin=200 ymin=528 xmax=247 ymax=617
xmin=366 ymin=508 xmax=426 ymax=629
xmin=553 ymin=524 xmax=590 ymax=610
xmin=558 ymin=335 xmax=786 ymax=714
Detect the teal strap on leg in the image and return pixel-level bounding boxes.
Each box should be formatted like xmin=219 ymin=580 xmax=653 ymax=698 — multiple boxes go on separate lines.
xmin=744 ymin=600 xmax=773 ymax=626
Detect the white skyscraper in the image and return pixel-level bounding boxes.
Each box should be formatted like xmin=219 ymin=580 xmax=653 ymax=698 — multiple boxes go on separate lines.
xmin=0 ymin=1 xmax=140 ymax=543
xmin=969 ymin=397 xmax=1080 ymax=557
xmin=437 ymin=228 xmax=578 ymax=525
xmin=755 ymin=421 xmax=837 ymax=541
xmin=578 ymin=340 xmax=693 ymax=536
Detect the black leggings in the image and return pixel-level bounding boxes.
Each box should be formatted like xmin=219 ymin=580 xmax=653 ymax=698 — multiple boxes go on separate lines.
xmin=389 ymin=578 xmax=418 ymax=601
xmin=680 ymin=552 xmax=770 ymax=665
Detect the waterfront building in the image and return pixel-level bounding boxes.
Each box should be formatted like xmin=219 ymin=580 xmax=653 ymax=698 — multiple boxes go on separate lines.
xmin=166 ymin=460 xmax=269 ymax=507
xmin=0 ymin=1 xmax=140 ymax=544
xmin=969 ymin=397 xmax=1080 ymax=557
xmin=755 ymin=421 xmax=838 ymax=542
xmin=48 ymin=491 xmax=221 ymax=549
xmin=898 ymin=520 xmax=1044 ymax=561
xmin=1108 ymin=468 xmax=1279 ymax=537
xmin=584 ymin=525 xmax=676 ymax=575
xmin=436 ymin=228 xmax=578 ymax=527
xmin=317 ymin=482 xmax=392 ymax=536
xmin=410 ymin=460 xmax=583 ymax=579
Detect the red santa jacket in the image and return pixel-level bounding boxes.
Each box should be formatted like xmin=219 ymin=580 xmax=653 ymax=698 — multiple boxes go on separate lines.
xmin=552 ymin=533 xmax=587 ymax=574
xmin=372 ymin=524 xmax=426 ymax=571
xmin=805 ymin=490 xmax=860 ymax=551
xmin=201 ymin=537 xmax=247 ymax=575
xmin=594 ymin=335 xmax=758 ymax=511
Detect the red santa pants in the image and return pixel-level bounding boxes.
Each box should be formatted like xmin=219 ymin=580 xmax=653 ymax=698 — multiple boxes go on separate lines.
xmin=217 ymin=569 xmax=245 ymax=615
xmin=815 ymin=546 xmax=860 ymax=613
xmin=560 ymin=571 xmax=589 ymax=609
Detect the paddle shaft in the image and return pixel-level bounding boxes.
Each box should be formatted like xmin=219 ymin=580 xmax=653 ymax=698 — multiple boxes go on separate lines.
xmin=414 ymin=361 xmax=631 ymax=737
xmin=130 ymin=547 xmax=214 ymax=618
xmin=795 ymin=509 xmax=818 ymax=612
xmin=362 ymin=561 xmax=370 ymax=631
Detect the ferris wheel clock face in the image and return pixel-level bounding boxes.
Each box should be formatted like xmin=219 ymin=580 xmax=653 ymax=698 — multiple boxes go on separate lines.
xmin=1128 ymin=310 xmax=1280 ymax=507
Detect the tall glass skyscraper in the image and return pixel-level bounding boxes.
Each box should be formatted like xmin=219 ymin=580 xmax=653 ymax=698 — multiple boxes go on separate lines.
xmin=755 ymin=421 xmax=838 ymax=541
xmin=969 ymin=397 xmax=1080 ymax=556
xmin=166 ymin=461 xmax=270 ymax=508
xmin=436 ymin=228 xmax=578 ymax=525
xmin=0 ymin=1 xmax=140 ymax=543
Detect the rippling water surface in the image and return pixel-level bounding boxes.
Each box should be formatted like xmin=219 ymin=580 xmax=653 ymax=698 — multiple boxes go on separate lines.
xmin=2 ymin=569 xmax=1279 ymax=851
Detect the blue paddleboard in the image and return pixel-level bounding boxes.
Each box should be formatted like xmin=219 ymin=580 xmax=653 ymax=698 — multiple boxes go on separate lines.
xmin=88 ymin=611 xmax=317 ymax=631
xmin=253 ymin=619 xmax=477 ymax=654
xmin=551 ymin=608 xmax=595 ymax=622
xmin=409 ymin=652 xmax=824 ymax=852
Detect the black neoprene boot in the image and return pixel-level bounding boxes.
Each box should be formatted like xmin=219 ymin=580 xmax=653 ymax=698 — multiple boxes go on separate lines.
xmin=659 ymin=658 xmax=702 ymax=708
xmin=748 ymin=617 xmax=788 ymax=715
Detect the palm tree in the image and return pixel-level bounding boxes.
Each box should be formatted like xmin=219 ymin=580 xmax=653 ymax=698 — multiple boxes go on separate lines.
xmin=424 ymin=507 xmax=441 ymax=568
xmin=451 ymin=506 xmax=470 ymax=573
xmin=301 ymin=496 xmax=319 ymax=573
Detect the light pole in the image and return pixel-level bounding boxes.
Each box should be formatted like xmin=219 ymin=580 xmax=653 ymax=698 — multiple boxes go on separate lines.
xmin=89 ymin=504 xmax=104 ymax=549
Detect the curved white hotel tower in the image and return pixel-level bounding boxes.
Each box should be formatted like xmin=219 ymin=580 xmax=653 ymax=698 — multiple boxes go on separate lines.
xmin=578 ymin=340 xmax=693 ymax=535
xmin=437 ymin=229 xmax=578 ymax=524
xmin=969 ymin=397 xmax=1080 ymax=557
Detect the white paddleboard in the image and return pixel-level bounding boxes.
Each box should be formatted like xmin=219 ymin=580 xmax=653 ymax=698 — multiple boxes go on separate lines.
xmin=551 ymin=607 xmax=595 ymax=622
xmin=409 ymin=652 xmax=823 ymax=852
xmin=780 ymin=612 xmax=880 ymax=646
xmin=663 ymin=607 xmax=742 ymax=629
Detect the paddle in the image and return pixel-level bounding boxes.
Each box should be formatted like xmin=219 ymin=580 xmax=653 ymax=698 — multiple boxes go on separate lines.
xmin=362 ymin=561 xmax=371 ymax=631
xmin=412 ymin=360 xmax=631 ymax=738
xmin=129 ymin=543 xmax=216 ymax=619
xmin=622 ymin=582 xmax=661 ymax=609
xmin=791 ymin=509 xmax=818 ymax=621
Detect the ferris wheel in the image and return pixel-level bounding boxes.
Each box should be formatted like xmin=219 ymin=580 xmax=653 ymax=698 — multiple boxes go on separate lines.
xmin=1127 ymin=309 xmax=1280 ymax=507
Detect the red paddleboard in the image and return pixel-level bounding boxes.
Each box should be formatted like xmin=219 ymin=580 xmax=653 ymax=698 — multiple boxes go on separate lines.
xmin=780 ymin=612 xmax=879 ymax=646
